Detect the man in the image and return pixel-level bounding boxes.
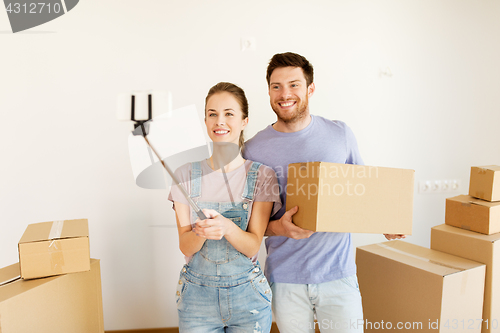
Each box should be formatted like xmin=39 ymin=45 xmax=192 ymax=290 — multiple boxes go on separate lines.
xmin=243 ymin=52 xmax=403 ymax=333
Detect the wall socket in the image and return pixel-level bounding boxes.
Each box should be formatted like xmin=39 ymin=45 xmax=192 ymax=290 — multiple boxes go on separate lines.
xmin=240 ymin=37 xmax=256 ymax=51
xmin=418 ymin=179 xmax=462 ymax=194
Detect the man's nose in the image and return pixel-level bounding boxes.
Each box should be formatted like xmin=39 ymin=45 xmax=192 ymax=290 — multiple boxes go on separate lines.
xmin=281 ymin=87 xmax=292 ymax=99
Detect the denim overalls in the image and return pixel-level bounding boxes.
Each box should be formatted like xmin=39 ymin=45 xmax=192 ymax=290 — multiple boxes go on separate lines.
xmin=175 ymin=161 xmax=272 ymax=333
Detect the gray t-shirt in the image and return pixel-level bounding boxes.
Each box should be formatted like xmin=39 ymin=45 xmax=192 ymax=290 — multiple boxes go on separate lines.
xmin=243 ymin=115 xmax=364 ymax=284
xmin=168 ymin=159 xmax=282 ymax=263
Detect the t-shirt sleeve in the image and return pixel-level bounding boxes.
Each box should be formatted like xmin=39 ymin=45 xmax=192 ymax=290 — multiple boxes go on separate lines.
xmin=167 ymin=163 xmax=192 ymax=207
xmin=345 ymin=124 xmax=364 ymax=166
xmin=253 ymin=165 xmax=282 ymax=216
xmin=242 ymin=145 xmax=253 ymax=161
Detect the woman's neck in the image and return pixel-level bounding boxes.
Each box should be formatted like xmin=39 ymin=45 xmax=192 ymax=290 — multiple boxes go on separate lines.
xmin=208 ymin=143 xmax=245 ymax=172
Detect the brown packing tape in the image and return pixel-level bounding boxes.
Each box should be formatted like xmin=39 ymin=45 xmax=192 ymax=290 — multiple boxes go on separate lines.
xmin=377 ymin=243 xmax=466 ymax=272
xmin=461 ymin=202 xmax=471 ymax=207
xmin=48 ymin=240 xmax=65 ymax=274
xmin=461 ymin=225 xmax=471 ymax=231
xmin=382 ymin=244 xmax=480 ymax=296
xmin=427 ymin=260 xmax=466 ymax=271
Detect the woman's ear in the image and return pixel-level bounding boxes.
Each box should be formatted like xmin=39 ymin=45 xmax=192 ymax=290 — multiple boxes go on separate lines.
xmin=241 ymin=117 xmax=249 ymax=129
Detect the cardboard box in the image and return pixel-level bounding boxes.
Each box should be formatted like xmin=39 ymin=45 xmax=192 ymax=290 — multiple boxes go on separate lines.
xmin=357 ymin=241 xmax=486 ymax=333
xmin=445 ymin=195 xmax=500 ymax=235
xmin=431 ymin=224 xmax=500 ymax=333
xmin=0 ymin=259 xmax=104 ymax=333
xmin=18 ymin=219 xmax=90 ymax=279
xmin=285 ymin=162 xmax=414 ymax=234
xmin=469 ymin=166 xmax=500 ymax=202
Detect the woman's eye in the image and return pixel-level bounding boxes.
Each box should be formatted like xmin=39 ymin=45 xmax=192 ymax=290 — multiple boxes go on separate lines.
xmin=226 ymin=112 xmax=234 ymax=117
xmin=208 ymin=113 xmax=217 ymax=117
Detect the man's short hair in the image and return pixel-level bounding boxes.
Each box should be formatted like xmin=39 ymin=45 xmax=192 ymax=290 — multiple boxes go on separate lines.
xmin=266 ymin=52 xmax=314 ymax=87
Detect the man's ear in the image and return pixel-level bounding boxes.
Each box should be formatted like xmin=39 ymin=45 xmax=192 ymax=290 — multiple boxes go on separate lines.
xmin=308 ymin=82 xmax=316 ymax=98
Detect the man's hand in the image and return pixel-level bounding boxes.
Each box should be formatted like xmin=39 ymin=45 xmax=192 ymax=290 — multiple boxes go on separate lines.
xmin=273 ymin=206 xmax=314 ymax=239
xmin=384 ymin=234 xmax=406 ymax=240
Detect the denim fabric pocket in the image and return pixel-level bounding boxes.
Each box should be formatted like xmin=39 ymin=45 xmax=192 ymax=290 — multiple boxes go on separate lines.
xmin=250 ymin=274 xmax=272 ymax=305
xmin=228 ymin=216 xmax=242 ymax=224
xmin=198 ymin=214 xmax=244 ymax=263
xmin=175 ymin=274 xmax=189 ymax=307
xmin=340 ymin=275 xmax=360 ymax=291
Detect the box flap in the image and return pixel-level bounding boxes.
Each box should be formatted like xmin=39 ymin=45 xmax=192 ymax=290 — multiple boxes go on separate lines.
xmin=432 ymin=224 xmax=500 ymax=243
xmin=358 ymin=240 xmax=485 ymax=276
xmin=470 ymin=198 xmax=500 ymax=208
xmin=0 ymin=263 xmax=21 ymax=286
xmin=448 ymin=195 xmax=500 ymax=208
xmin=475 ymin=165 xmax=500 ymax=172
xmin=19 ymin=219 xmax=89 ymax=244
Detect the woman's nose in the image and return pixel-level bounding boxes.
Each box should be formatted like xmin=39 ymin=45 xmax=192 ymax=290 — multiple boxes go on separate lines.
xmin=216 ymin=115 xmax=225 ymax=125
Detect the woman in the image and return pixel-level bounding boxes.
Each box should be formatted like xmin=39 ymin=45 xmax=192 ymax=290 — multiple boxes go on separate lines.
xmin=169 ymin=82 xmax=281 ymax=333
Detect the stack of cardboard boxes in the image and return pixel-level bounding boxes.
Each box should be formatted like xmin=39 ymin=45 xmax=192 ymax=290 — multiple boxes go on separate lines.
xmin=0 ymin=219 xmax=104 ymax=333
xmin=357 ymin=165 xmax=500 ymax=333
xmin=431 ymin=166 xmax=500 ymax=333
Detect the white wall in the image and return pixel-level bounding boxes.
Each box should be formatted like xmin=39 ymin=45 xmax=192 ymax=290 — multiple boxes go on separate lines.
xmin=1 ymin=0 xmax=499 ymax=330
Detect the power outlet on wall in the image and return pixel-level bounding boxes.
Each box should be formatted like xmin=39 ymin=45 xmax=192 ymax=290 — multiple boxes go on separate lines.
xmin=240 ymin=37 xmax=256 ymax=51
xmin=418 ymin=179 xmax=462 ymax=194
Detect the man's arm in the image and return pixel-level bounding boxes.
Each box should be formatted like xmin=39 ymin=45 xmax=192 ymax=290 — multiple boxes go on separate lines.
xmin=265 ymin=206 xmax=406 ymax=240
xmin=264 ymin=206 xmax=314 ymax=239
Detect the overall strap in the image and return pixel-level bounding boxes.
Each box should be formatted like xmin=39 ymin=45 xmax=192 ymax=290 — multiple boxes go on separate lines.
xmin=241 ymin=162 xmax=262 ymax=201
xmin=190 ymin=161 xmax=202 ymax=199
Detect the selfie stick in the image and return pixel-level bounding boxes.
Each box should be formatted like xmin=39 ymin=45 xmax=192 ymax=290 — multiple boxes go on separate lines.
xmin=119 ymin=92 xmax=208 ymax=221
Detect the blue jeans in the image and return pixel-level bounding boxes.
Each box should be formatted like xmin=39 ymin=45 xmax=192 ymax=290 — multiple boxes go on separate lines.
xmin=271 ymin=275 xmax=364 ymax=333
xmin=176 ymin=265 xmax=273 ymax=333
